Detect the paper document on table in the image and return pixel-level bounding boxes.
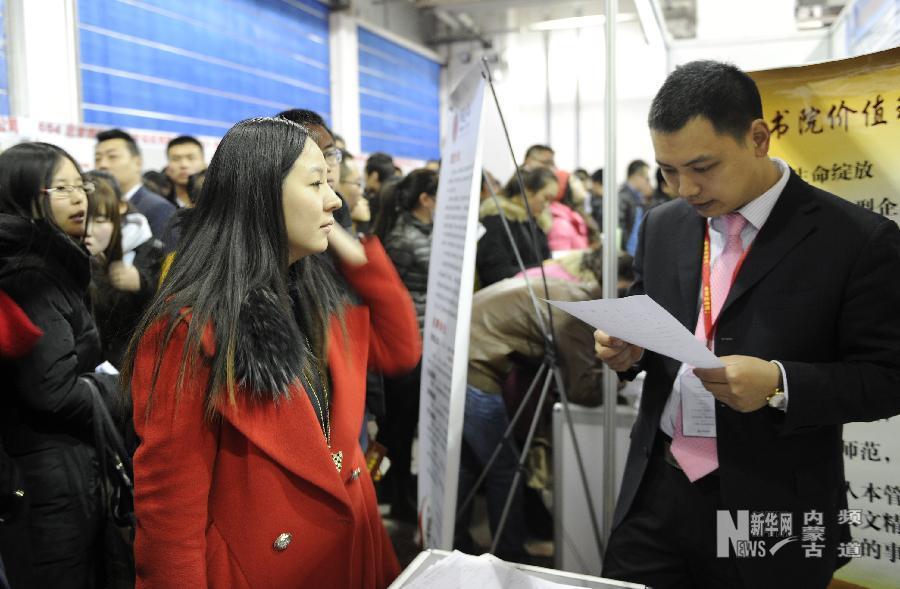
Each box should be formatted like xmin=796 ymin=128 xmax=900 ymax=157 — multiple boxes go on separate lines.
xmin=546 ymin=295 xmax=724 ymax=369
xmin=404 ymin=551 xmax=583 ymax=589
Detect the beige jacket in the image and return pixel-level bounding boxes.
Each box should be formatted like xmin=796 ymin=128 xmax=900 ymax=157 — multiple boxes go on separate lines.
xmin=467 ymin=277 xmax=603 ymax=406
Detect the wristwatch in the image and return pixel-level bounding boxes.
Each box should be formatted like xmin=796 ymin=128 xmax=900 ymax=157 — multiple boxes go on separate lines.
xmin=767 ymin=363 xmax=786 ymax=409
xmin=766 ymin=388 xmax=786 ymax=409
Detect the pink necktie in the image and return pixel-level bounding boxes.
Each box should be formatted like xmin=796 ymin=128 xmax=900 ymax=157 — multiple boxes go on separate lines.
xmin=671 ymin=212 xmax=748 ymax=482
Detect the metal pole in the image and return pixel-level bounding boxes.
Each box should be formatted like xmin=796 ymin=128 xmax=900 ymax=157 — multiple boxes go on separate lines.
xmin=601 ymin=0 xmax=619 ymax=547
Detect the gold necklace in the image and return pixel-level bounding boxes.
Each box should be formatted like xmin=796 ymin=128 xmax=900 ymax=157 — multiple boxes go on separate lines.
xmin=303 ymin=346 xmax=342 ymax=473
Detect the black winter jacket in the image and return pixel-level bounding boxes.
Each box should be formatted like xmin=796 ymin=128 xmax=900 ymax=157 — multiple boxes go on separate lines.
xmin=0 ymin=214 xmax=118 ymax=588
xmin=383 ymin=212 xmax=432 ymax=333
xmin=476 ymin=196 xmax=551 ymax=287
xmin=91 ymin=237 xmax=164 ymax=368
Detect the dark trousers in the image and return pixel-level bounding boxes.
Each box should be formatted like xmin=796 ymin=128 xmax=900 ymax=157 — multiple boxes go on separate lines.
xmin=377 ymin=363 xmax=421 ymax=518
xmin=602 ymin=433 xmax=745 ymax=589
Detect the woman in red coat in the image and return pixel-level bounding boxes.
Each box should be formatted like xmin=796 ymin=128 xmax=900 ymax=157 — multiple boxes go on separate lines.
xmin=124 ymin=117 xmax=421 ymax=588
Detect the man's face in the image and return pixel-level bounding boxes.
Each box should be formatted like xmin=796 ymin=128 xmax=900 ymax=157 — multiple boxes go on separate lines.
xmin=652 ymin=116 xmax=767 ymax=218
xmin=365 ymin=171 xmax=381 ymax=193
xmin=525 ymin=149 xmax=555 ymax=171
xmin=630 ymin=166 xmax=653 ymax=198
xmin=95 ymin=139 xmax=141 ymax=190
xmin=308 ymin=124 xmax=340 ymax=189
xmin=167 ymin=143 xmax=205 ymax=188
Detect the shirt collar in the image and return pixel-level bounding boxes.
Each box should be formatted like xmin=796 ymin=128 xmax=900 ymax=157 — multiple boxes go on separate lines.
xmin=712 ymin=157 xmax=790 ymax=233
xmin=122 ymin=183 xmax=141 ymax=202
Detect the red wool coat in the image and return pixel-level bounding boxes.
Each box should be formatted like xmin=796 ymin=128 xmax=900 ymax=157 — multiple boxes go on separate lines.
xmin=131 ymin=239 xmax=421 ymax=588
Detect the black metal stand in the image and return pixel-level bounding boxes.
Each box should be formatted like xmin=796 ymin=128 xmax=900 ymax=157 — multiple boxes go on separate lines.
xmin=452 ymin=57 xmax=604 ymax=563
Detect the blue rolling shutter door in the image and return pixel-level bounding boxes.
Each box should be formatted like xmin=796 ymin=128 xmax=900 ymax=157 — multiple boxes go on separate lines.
xmin=77 ymin=0 xmax=330 ymax=137
xmin=358 ymin=27 xmax=440 ymax=160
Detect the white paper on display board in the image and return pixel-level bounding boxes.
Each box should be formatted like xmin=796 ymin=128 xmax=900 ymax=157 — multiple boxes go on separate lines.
xmin=417 ymin=66 xmax=487 ymax=550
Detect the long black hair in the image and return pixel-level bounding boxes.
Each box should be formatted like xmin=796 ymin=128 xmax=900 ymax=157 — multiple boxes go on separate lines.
xmin=372 ymin=168 xmax=438 ymax=240
xmin=0 ymin=142 xmax=90 ymax=235
xmin=122 ymin=117 xmax=346 ymax=417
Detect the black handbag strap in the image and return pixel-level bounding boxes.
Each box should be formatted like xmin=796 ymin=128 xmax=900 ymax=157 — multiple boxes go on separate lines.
xmin=82 ymin=376 xmax=133 ymax=492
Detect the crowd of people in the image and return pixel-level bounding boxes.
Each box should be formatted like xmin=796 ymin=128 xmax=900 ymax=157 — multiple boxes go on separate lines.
xmin=1 ymin=57 xmax=898 ymax=589
xmin=0 ymin=101 xmax=628 ymax=588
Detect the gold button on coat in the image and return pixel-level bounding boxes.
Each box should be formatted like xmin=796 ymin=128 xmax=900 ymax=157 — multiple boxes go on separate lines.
xmin=273 ymin=532 xmax=293 ymax=551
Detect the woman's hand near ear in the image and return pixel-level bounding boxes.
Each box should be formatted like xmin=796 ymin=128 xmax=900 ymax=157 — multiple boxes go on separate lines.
xmin=109 ymin=261 xmax=142 ymax=292
xmin=327 ymin=224 xmax=368 ymax=267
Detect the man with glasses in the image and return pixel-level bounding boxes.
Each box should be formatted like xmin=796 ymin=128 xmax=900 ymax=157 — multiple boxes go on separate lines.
xmin=277 ymin=109 xmax=353 ymax=231
xmin=338 ymin=149 xmax=370 ymax=235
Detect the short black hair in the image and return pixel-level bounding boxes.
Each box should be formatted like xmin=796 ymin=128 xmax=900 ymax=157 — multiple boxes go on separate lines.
xmin=276 ymin=109 xmax=334 ymax=145
xmin=167 ymin=135 xmax=204 ymax=156
xmin=525 ymin=144 xmax=554 ymax=160
xmin=648 ymin=60 xmax=762 ymax=142
xmin=591 ymin=168 xmax=604 ymax=185
xmin=655 ymin=167 xmax=667 ymax=188
xmin=626 ymin=160 xmax=648 ymax=178
xmin=96 ymin=128 xmax=140 ymax=156
xmin=365 ymin=152 xmax=395 ymax=182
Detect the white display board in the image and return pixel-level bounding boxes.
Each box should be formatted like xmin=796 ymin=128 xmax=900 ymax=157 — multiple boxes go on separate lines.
xmin=552 ymin=401 xmax=639 ymax=576
xmin=835 ymin=416 xmax=900 ymax=589
xmin=417 ymin=66 xmax=487 ymax=549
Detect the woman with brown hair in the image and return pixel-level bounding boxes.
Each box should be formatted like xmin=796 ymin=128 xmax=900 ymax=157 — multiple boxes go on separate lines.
xmin=84 ymin=170 xmax=164 ymax=368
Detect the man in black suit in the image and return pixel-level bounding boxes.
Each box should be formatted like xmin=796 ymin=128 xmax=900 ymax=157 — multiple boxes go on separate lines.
xmin=594 ymin=60 xmax=900 ymax=588
xmin=95 ymin=129 xmax=176 ymax=247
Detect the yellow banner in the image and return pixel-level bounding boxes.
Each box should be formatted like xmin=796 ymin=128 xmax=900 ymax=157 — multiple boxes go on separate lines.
xmin=752 ymin=47 xmax=900 ymax=225
xmin=752 ymin=48 xmax=900 ymax=589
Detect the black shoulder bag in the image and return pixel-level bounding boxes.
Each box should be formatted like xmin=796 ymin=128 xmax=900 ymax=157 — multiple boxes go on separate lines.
xmin=83 ymin=376 xmax=136 ymax=589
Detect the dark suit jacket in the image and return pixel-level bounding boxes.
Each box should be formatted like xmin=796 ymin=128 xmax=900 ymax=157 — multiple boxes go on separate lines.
xmin=130 ymin=186 xmax=176 ymax=248
xmin=616 ymin=171 xmax=900 ymax=587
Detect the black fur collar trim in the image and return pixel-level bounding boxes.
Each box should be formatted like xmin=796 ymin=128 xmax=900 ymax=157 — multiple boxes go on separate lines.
xmin=234 ymin=287 xmax=304 ymax=401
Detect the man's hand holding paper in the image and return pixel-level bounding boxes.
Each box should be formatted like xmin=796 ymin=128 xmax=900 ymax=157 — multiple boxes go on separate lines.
xmin=553 ymin=295 xmax=779 ymax=413
xmin=592 ymin=329 xmax=643 ymax=372
xmin=693 ymin=355 xmax=781 ymax=413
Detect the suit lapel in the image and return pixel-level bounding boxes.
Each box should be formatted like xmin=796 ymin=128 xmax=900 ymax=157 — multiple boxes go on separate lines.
xmin=721 ymin=174 xmax=819 ymax=317
xmin=676 ymin=208 xmax=706 ymax=329
xmin=131 ymin=187 xmax=145 ymax=207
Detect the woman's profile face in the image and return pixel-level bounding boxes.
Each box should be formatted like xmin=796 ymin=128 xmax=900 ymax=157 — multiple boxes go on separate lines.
xmin=47 ymin=157 xmax=89 ymax=238
xmin=282 ymin=138 xmax=343 ymax=263
xmin=524 ymin=181 xmax=557 ymax=215
xmin=84 ymin=205 xmax=114 ymax=256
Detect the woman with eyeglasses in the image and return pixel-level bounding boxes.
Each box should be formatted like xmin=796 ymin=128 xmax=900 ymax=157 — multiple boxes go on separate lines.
xmin=0 ymin=142 xmax=122 ymax=588
xmin=123 ymin=117 xmax=420 ymax=588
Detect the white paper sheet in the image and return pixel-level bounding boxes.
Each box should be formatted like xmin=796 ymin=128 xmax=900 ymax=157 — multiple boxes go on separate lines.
xmin=545 ymin=295 xmax=724 ymax=369
xmin=404 ymin=551 xmax=584 ymax=589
